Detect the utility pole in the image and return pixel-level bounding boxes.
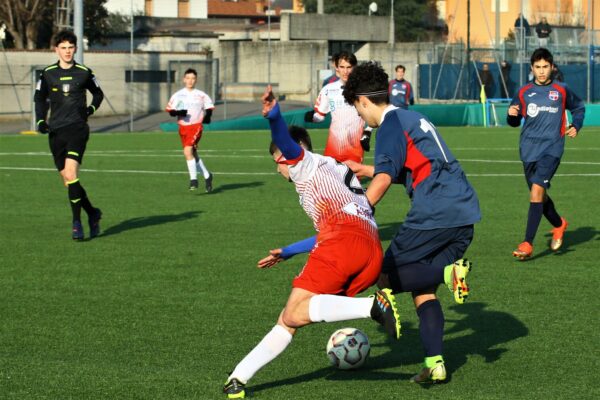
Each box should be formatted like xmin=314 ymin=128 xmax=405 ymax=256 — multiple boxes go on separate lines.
xmin=317 ymin=0 xmax=324 ymax=14
xmin=74 ymin=0 xmax=83 ymax=63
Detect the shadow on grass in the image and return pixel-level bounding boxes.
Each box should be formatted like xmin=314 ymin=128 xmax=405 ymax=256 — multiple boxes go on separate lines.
xmin=250 ymin=302 xmax=527 ymax=393
xmin=208 ymin=181 xmax=265 ymax=195
xmin=100 ymin=211 xmax=202 ymax=237
xmin=524 ymin=226 xmax=599 ymax=261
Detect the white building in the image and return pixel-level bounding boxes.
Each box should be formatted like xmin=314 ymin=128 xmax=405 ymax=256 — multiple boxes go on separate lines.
xmin=105 ymin=0 xmax=208 ymax=19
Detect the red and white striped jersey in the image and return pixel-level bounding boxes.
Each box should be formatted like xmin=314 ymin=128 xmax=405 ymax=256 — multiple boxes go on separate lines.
xmin=314 ymin=80 xmax=365 ymax=163
xmin=166 ymin=88 xmax=214 ymax=126
xmin=289 ymin=150 xmax=377 ymax=235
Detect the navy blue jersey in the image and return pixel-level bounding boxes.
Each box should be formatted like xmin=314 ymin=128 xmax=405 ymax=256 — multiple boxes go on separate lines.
xmin=374 ymin=107 xmax=481 ymax=230
xmin=509 ymin=81 xmax=585 ymax=162
xmin=388 ymin=79 xmax=414 ymax=109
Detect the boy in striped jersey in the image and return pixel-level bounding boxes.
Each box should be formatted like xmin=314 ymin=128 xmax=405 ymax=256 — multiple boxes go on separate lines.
xmin=343 ymin=62 xmax=481 ymax=384
xmin=223 ymin=87 xmax=401 ymax=399
xmin=305 ymin=51 xmax=371 ymax=162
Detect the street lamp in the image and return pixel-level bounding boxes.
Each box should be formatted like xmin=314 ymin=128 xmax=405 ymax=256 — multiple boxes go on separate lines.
xmin=369 ymin=2 xmax=378 ymax=16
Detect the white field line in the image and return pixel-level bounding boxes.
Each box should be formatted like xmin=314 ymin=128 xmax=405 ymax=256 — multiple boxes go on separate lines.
xmin=1 ymin=151 xmax=599 ymax=165
xmin=1 ymin=166 xmax=600 ymax=177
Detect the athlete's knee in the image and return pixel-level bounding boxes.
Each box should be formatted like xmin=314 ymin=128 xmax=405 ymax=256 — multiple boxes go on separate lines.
xmin=61 ymin=169 xmax=78 ymax=183
xmin=412 ymin=291 xmax=437 ymax=308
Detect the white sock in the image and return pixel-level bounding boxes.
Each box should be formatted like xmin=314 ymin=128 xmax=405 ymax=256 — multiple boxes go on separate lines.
xmin=308 ymin=295 xmax=373 ymax=323
xmin=196 ymin=157 xmax=210 ymax=179
xmin=230 ymin=325 xmax=292 ymax=384
xmin=186 ymin=159 xmax=197 ymax=180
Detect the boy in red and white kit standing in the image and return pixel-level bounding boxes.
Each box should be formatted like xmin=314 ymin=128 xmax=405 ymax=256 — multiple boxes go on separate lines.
xmin=166 ymin=68 xmax=214 ymax=192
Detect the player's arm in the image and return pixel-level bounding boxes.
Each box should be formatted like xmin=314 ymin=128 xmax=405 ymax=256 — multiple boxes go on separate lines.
xmin=306 ymin=89 xmax=329 ymax=123
xmin=367 ymin=113 xmax=407 ymax=206
xmin=344 ymin=160 xmax=374 ymax=179
xmin=257 ymin=235 xmax=317 ymax=269
xmin=565 ymin=87 xmax=585 ymax=137
xmin=507 ymin=95 xmax=522 ymax=127
xmin=408 ymin=83 xmax=415 ymax=105
xmin=33 ymin=72 xmax=50 ymax=133
xmin=263 ymin=88 xmax=303 ymax=161
xmin=366 ymin=173 xmax=393 ymax=207
xmin=203 ymin=108 xmax=213 ymax=124
xmin=84 ymin=71 xmax=104 ymax=116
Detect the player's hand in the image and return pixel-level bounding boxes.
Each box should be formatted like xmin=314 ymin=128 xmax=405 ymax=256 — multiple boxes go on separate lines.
xmin=566 ymin=124 xmax=578 ymax=138
xmin=168 ymin=109 xmax=178 ymax=117
xmin=261 ymin=85 xmax=276 ymax=117
xmin=37 ymin=120 xmax=49 ymax=134
xmin=257 ymin=248 xmax=284 ymax=269
xmin=508 ymin=104 xmax=520 ymax=116
xmin=176 ymin=109 xmax=188 ymax=117
xmin=86 ymin=106 xmax=95 ymax=116
xmin=304 ymin=110 xmax=315 ymax=122
xmin=344 ymin=160 xmax=372 ymax=179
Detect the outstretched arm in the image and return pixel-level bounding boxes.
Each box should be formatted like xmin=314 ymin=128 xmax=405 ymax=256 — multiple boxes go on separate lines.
xmin=257 ymin=235 xmax=317 ymax=269
xmin=262 ymin=86 xmax=303 ymax=160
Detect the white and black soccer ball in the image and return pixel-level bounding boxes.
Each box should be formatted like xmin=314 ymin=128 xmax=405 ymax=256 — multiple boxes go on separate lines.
xmin=326 ymin=327 xmax=370 ymax=370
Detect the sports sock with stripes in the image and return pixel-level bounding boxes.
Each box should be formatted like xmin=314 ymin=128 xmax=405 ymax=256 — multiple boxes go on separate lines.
xmin=67 ymin=179 xmax=84 ymax=222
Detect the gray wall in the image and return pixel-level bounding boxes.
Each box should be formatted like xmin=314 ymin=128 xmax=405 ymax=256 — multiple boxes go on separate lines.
xmin=1 ymin=40 xmax=434 ymax=119
xmin=0 ymin=51 xmax=211 ymax=119
xmin=282 ymin=13 xmax=390 ymax=42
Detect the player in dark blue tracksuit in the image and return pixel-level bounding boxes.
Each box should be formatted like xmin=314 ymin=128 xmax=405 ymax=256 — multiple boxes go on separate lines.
xmin=343 ymin=62 xmax=481 ymax=384
xmin=507 ymin=48 xmax=585 ymax=259
xmin=388 ymin=64 xmax=414 ymax=109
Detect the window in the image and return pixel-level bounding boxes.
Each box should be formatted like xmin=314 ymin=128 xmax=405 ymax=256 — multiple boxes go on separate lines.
xmin=125 ymin=70 xmax=175 ymax=83
xmin=178 ymin=0 xmax=189 ymax=18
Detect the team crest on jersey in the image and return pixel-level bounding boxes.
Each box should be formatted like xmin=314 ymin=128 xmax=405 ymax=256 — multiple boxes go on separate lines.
xmin=62 ymin=83 xmax=70 ymax=96
xmin=549 ymin=91 xmax=559 ymax=101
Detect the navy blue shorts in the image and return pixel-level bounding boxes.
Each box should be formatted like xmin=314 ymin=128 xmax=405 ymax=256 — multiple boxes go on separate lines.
xmin=523 ymin=155 xmax=561 ymax=190
xmin=382 ymin=225 xmax=474 ymax=274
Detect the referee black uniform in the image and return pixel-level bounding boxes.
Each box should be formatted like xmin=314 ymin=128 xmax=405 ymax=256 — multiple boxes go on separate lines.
xmin=34 ymin=60 xmax=104 ymax=240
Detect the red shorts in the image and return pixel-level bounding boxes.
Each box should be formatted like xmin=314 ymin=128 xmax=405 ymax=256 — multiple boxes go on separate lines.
xmin=292 ymin=229 xmax=383 ymax=297
xmin=178 ymin=123 xmax=203 ymax=148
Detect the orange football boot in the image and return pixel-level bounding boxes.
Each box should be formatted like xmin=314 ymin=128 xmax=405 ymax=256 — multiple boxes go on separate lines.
xmin=550 ymin=217 xmax=568 ymax=251
xmin=512 ymin=241 xmax=533 ymax=260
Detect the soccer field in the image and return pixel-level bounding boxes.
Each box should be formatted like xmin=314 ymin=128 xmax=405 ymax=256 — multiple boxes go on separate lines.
xmin=1 ymin=126 xmax=599 ymax=399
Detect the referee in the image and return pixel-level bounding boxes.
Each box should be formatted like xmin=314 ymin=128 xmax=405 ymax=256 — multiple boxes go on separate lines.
xmin=34 ymin=30 xmax=104 ymax=241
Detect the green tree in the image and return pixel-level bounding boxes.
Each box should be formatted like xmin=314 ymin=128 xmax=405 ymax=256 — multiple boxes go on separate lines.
xmin=302 ymin=0 xmax=438 ymax=42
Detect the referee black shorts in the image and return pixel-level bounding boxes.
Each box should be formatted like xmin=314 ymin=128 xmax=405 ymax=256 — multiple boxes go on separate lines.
xmin=48 ymin=122 xmax=90 ymax=171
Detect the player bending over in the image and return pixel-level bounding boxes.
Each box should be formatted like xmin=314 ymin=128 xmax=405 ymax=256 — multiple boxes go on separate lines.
xmin=343 ymin=62 xmax=481 ymax=384
xmin=166 ymin=68 xmax=214 ymax=192
xmin=223 ymin=86 xmax=401 ymax=399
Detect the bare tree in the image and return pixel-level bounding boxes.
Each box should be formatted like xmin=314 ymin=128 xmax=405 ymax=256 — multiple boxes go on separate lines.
xmin=0 ymin=0 xmax=51 ymax=49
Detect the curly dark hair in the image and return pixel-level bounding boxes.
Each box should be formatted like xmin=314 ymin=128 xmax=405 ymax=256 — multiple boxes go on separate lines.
xmin=343 ymin=61 xmax=389 ymax=106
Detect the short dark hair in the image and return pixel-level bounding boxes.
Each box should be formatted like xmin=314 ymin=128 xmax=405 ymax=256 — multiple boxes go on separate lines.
xmin=531 ymin=48 xmax=553 ymax=66
xmin=395 ymin=64 xmax=405 ymax=72
xmin=53 ymin=30 xmax=77 ymax=47
xmin=184 ymin=68 xmax=197 ymax=76
xmin=331 ymin=53 xmax=340 ymax=65
xmin=343 ymin=61 xmax=389 ymax=106
xmin=336 ymin=51 xmax=357 ymax=67
xmin=269 ymin=125 xmax=313 ymax=155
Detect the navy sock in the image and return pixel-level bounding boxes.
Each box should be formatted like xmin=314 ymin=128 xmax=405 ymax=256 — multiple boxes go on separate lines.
xmin=524 ymin=202 xmax=544 ymax=244
xmin=416 ymin=299 xmax=444 ymax=357
xmin=543 ymin=196 xmax=562 ymax=228
xmin=389 ymin=262 xmax=445 ymax=293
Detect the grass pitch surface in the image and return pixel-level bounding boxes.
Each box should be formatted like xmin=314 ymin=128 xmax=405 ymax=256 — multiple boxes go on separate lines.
xmin=1 ymin=126 xmax=599 ymax=399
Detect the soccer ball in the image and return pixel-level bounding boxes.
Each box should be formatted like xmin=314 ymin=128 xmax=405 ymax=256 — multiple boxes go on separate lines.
xmin=326 ymin=327 xmax=370 ymax=370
